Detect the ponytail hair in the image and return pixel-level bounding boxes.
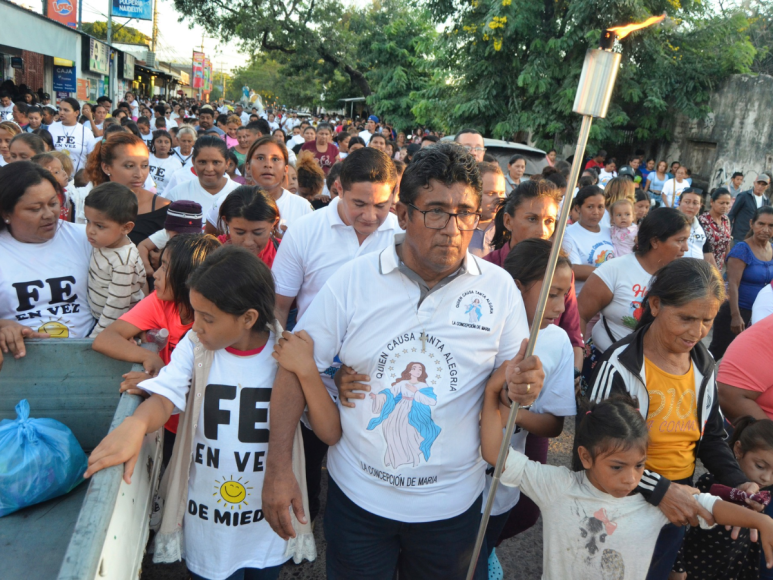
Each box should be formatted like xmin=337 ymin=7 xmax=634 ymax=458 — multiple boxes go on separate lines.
xmin=217 ymin=185 xmax=280 ymax=233
xmin=193 ymin=134 xmax=228 ymax=161
xmin=187 ymin=245 xmax=276 ymax=334
xmin=85 ymin=132 xmax=146 ymax=186
xmin=729 ymin=416 xmax=773 ymax=455
xmin=491 ymin=180 xmax=559 ymax=250
xmin=574 ymin=394 xmax=648 ymax=468
xmin=502 ymin=238 xmax=571 ymax=287
xmin=296 ymin=151 xmax=325 ymax=197
xmin=10 ymin=133 xmax=46 ymax=156
xmin=635 ymin=258 xmax=725 ymax=329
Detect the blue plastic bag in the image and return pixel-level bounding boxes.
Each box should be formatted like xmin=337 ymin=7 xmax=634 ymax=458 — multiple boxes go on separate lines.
xmin=0 ymin=399 xmax=88 ymax=517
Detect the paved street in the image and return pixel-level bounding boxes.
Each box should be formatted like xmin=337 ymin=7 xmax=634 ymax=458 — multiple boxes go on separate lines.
xmin=142 ymin=425 xmax=578 ymax=580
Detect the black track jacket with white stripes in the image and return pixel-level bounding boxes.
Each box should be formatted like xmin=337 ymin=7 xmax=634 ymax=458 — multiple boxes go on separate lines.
xmin=588 ymin=323 xmax=747 ymax=506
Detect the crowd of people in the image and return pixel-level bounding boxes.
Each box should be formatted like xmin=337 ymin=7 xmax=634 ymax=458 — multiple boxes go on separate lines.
xmin=2 ymin=82 xmax=773 ymax=580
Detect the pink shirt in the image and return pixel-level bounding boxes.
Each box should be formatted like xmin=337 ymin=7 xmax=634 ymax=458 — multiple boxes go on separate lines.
xmin=717 ymin=314 xmax=773 ymax=419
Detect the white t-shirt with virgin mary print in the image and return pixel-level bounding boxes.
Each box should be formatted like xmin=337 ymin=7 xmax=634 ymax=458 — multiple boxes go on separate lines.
xmin=294 ymin=236 xmax=529 ymax=523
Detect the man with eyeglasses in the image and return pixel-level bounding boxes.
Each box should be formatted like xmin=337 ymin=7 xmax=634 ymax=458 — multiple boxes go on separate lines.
xmin=455 ymin=127 xmax=487 ymax=163
xmin=263 ymin=142 xmax=544 ymax=580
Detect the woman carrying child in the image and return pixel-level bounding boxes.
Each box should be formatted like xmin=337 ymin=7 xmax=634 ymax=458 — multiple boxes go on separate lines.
xmin=586 ymin=258 xmax=761 ymax=579
xmin=85 ymin=246 xmax=316 ymax=579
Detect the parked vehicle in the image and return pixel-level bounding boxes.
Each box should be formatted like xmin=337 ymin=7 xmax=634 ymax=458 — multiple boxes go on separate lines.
xmin=442 ymin=136 xmax=548 ymax=177
xmin=0 ymin=339 xmax=163 ymax=580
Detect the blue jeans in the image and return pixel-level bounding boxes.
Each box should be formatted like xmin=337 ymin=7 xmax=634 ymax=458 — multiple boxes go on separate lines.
xmin=324 ymin=477 xmax=483 ymax=580
xmin=646 ymin=476 xmax=693 ymax=580
xmin=472 ymin=510 xmax=511 ymax=580
xmin=649 ymin=192 xmax=663 ymax=207
xmin=189 ymin=564 xmax=283 ymax=580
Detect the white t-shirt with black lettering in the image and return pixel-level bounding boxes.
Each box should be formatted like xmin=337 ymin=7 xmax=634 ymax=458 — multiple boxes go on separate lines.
xmin=294 ymin=237 xmax=529 ymax=522
xmin=139 ymin=334 xmax=289 ymax=579
xmin=48 ymin=121 xmax=95 ymax=173
xmin=205 ymin=188 xmax=313 ymax=230
xmin=0 ymin=222 xmax=95 ymax=337
xmin=561 ymin=222 xmax=615 ymax=294
xmin=148 ymin=155 xmax=183 ymax=195
xmin=484 ymin=324 xmax=576 ymax=516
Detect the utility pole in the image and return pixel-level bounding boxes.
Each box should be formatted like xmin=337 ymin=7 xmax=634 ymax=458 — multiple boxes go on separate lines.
xmin=77 ymin=0 xmax=83 ymax=30
xmin=198 ymin=33 xmax=205 ymax=102
xmin=221 ymin=61 xmax=226 ymax=100
xmin=107 ymin=0 xmax=113 ymax=45
xmin=151 ymin=0 xmax=159 ymax=53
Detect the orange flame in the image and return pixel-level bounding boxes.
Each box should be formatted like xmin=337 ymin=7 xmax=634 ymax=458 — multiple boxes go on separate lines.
xmin=608 ymin=14 xmax=666 ymax=40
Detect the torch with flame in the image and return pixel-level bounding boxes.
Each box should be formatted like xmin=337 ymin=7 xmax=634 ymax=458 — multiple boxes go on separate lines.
xmin=465 ymin=14 xmax=666 ymax=580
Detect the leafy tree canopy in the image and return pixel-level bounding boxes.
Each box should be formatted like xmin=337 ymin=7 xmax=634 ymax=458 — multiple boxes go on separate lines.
xmin=83 ymin=21 xmax=152 ymax=46
xmin=414 ymin=0 xmax=759 ymax=149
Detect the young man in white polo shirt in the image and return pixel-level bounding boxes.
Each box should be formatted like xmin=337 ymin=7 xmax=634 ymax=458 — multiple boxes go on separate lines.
xmin=263 ymin=143 xmax=545 ymax=579
xmin=271 ymin=146 xmax=400 ymax=522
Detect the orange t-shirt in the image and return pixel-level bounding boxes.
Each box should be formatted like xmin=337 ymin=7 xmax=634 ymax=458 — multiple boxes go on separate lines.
xmin=120 ymin=292 xmax=192 ymax=433
xmin=644 ymin=357 xmax=700 ymax=480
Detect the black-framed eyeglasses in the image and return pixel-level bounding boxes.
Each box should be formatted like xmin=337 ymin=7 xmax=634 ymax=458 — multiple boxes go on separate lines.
xmin=408 ymin=203 xmax=481 ymax=231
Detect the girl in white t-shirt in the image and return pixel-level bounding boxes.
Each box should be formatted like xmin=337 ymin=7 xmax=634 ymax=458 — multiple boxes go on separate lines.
xmin=481 ymin=395 xmax=773 ymax=580
xmin=480 ymin=239 xmax=577 ymax=579
xmin=148 ymin=131 xmax=182 ymax=196
xmin=84 ymin=246 xmax=316 ymax=579
xmin=562 ymin=185 xmax=615 ymax=295
xmin=662 ymin=166 xmax=691 ymax=208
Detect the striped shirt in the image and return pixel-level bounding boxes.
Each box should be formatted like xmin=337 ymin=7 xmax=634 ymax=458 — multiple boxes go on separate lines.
xmin=88 ymin=242 xmax=146 ymax=336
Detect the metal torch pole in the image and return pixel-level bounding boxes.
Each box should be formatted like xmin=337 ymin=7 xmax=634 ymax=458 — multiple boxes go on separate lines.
xmin=465 ymin=114 xmax=594 ymax=580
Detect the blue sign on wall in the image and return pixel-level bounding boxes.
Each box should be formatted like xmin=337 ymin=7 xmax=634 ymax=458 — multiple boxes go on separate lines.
xmin=53 ymin=65 xmax=76 ymax=92
xmin=112 ymin=0 xmax=152 ymax=20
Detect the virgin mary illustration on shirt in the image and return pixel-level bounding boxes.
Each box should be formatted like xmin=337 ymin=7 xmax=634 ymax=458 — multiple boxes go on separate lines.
xmin=367 ymin=361 xmax=441 ymax=468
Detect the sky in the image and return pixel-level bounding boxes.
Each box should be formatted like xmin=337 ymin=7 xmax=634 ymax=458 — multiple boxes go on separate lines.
xmin=23 ymin=0 xmax=369 ymax=74
xmin=26 ymin=0 xmax=251 ymax=72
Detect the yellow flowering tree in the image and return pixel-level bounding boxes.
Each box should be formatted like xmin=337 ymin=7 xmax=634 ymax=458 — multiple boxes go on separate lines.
xmin=414 ymin=0 xmax=757 ymax=149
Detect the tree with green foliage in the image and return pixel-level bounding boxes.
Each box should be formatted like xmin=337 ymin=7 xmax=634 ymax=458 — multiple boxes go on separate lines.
xmin=82 ymin=22 xmax=151 ymax=45
xmin=172 ymin=0 xmax=437 ymax=129
xmin=414 ymin=0 xmax=757 ymax=149
xmin=351 ymin=0 xmax=438 ymax=131
xmin=171 ymin=0 xmax=373 ymax=95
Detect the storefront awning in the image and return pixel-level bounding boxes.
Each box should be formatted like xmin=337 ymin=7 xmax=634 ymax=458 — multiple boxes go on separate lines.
xmin=0 ymin=0 xmax=78 ymax=61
